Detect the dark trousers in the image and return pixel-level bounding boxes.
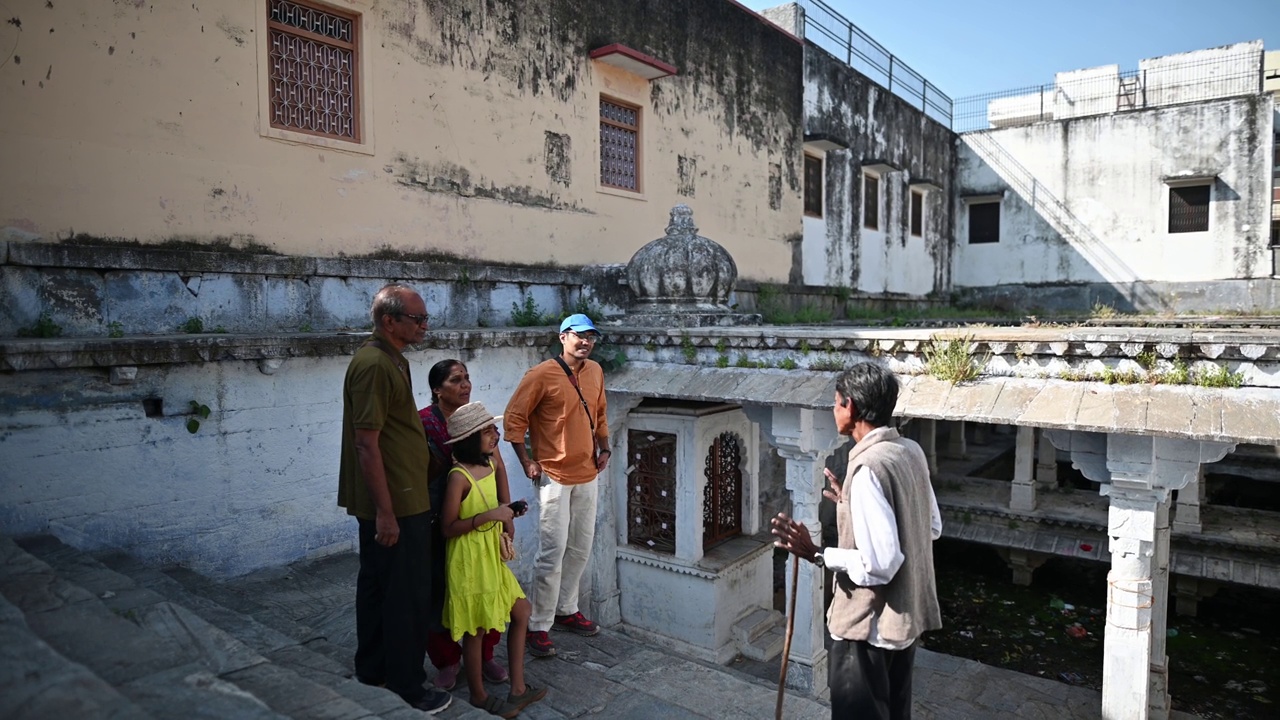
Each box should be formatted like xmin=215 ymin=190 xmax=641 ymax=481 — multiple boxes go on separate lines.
xmin=829 ymin=637 xmax=917 ymax=720
xmin=355 ymin=512 xmax=432 ymax=703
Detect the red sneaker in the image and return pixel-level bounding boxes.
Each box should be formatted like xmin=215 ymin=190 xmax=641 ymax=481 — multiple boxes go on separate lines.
xmin=527 ymin=630 xmax=557 ymax=657
xmin=553 ymin=612 xmax=599 ymax=637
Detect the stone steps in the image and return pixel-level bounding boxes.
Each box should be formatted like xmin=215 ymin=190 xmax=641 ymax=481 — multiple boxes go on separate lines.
xmin=4 ymin=534 xmax=415 ymax=720
xmin=732 ymin=607 xmax=787 ymax=662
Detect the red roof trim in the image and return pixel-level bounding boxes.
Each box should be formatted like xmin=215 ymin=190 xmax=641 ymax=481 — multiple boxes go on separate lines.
xmin=589 ymin=43 xmax=679 ymax=79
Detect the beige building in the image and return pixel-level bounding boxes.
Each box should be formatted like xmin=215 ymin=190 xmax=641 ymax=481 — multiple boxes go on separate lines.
xmin=0 ymin=0 xmax=805 ymax=280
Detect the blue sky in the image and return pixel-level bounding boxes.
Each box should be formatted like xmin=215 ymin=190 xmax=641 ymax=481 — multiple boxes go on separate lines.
xmin=739 ymin=0 xmax=1280 ymax=100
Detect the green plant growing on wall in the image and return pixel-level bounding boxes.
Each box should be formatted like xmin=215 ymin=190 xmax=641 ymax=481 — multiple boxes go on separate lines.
xmin=186 ymin=401 xmax=211 ymax=434
xmin=779 ymin=357 xmax=799 ymax=370
xmin=797 ymin=339 xmax=811 ymax=355
xmin=18 ymin=313 xmax=63 ymax=338
xmin=298 ymin=322 xmax=313 ymax=333
xmin=922 ymin=335 xmax=987 ymax=384
xmin=511 ymin=295 xmax=549 ymax=327
xmin=714 ymin=338 xmax=727 ymax=354
xmin=107 ymin=321 xmax=125 ymax=338
xmin=644 ymin=340 xmax=657 ymax=352
xmin=734 ymin=353 xmax=753 ymax=368
xmin=715 ymin=353 xmax=730 ymax=368
xmin=680 ymin=334 xmax=697 ymax=363
xmin=808 ymin=355 xmax=845 ymax=372
xmin=1135 ymin=349 xmax=1158 ymax=371
xmin=1090 ymin=301 xmax=1118 ymax=319
xmin=1192 ymin=364 xmax=1244 ymax=388
xmin=180 ymin=316 xmax=204 ymax=334
xmin=569 ymin=296 xmax=605 ymax=322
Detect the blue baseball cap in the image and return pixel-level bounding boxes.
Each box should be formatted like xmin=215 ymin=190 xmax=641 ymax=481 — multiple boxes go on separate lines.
xmin=559 ymin=313 xmax=600 ymax=335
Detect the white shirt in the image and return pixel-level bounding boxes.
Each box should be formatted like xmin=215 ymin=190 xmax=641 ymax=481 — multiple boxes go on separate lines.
xmin=820 ymin=428 xmax=943 ymax=650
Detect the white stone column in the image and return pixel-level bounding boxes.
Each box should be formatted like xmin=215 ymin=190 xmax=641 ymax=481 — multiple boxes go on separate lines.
xmin=590 ymin=394 xmax=644 ymax=627
xmin=919 ymin=419 xmax=938 ymax=476
xmin=1035 ymin=429 xmax=1058 ymax=490
xmin=1011 ymin=425 xmax=1037 ymax=511
xmin=750 ymin=405 xmax=843 ymax=696
xmin=943 ymin=420 xmax=967 ymax=460
xmin=1149 ymin=501 xmax=1172 ymax=720
xmin=1172 ymin=466 xmax=1204 ymax=534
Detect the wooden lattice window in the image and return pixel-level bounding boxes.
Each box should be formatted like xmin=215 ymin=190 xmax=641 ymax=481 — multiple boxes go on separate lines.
xmin=863 ymin=174 xmax=879 ymax=230
xmin=600 ymin=98 xmax=640 ymax=191
xmin=702 ymin=432 xmax=742 ymax=550
xmin=804 ymin=154 xmax=823 ymax=217
xmin=910 ymin=190 xmax=924 ymax=237
xmin=1168 ymin=185 xmax=1210 ymax=234
xmin=968 ymin=201 xmax=1000 ymax=244
xmin=627 ymin=430 xmax=676 ymax=554
xmin=267 ymin=0 xmax=360 ymax=142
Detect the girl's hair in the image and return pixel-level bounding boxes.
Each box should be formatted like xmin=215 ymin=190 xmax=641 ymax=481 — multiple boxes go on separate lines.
xmin=451 ymin=426 xmax=492 ymax=465
xmin=428 ymin=359 xmax=465 ymax=405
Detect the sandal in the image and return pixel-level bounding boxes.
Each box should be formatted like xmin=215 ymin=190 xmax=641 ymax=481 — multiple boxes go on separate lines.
xmin=507 ymin=683 xmax=548 ymax=712
xmin=470 ymin=694 xmax=521 ymax=719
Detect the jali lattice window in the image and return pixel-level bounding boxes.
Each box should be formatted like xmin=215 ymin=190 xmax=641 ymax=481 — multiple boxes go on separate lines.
xmin=627 ymin=430 xmax=676 ymax=554
xmin=600 ymin=98 xmax=640 ymax=191
xmin=268 ymin=0 xmax=360 ymax=141
xmin=703 ymin=432 xmax=742 ymax=550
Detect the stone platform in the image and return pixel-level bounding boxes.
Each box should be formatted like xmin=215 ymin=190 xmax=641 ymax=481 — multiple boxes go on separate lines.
xmin=0 ymin=534 xmax=1199 ymax=719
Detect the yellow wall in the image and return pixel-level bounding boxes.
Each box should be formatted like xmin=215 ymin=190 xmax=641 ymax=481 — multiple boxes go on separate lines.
xmin=0 ymin=0 xmax=803 ymax=280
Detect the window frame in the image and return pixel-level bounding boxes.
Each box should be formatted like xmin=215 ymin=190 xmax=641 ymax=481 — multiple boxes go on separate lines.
xmin=803 ymin=153 xmax=824 ymax=218
xmin=863 ymin=172 xmax=880 ymax=231
xmin=599 ymin=95 xmax=643 ymax=194
xmin=1167 ymin=183 xmax=1211 ymax=234
xmin=910 ymin=189 xmax=924 ymax=237
xmin=967 ymin=200 xmax=1001 ymax=244
xmin=256 ymin=0 xmax=373 ymax=153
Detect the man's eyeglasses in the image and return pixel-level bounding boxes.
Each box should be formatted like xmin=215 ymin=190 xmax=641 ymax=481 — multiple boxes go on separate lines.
xmin=396 ymin=313 xmax=430 ymax=325
xmin=564 ymin=331 xmax=599 ymax=343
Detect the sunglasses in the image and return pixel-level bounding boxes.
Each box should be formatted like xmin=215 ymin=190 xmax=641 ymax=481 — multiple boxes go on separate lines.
xmin=396 ymin=313 xmax=430 ymax=325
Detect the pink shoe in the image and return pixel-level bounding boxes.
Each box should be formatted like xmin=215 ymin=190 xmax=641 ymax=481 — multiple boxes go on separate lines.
xmin=433 ymin=662 xmax=459 ymax=690
xmin=482 ymin=658 xmax=509 ymax=684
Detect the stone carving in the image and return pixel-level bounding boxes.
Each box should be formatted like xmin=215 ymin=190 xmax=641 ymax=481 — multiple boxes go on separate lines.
xmin=624 ymin=205 xmax=759 ymax=327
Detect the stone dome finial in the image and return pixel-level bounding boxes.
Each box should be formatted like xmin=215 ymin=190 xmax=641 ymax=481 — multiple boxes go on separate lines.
xmin=666 ymin=204 xmax=698 ymax=236
xmin=623 ymin=206 xmax=756 ymax=327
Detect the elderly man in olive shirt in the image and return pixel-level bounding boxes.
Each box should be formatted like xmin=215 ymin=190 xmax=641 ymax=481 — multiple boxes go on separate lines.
xmin=337 ymin=284 xmax=451 ymax=715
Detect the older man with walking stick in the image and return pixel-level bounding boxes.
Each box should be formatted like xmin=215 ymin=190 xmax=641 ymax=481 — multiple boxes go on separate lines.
xmin=771 ymin=362 xmax=942 ymax=720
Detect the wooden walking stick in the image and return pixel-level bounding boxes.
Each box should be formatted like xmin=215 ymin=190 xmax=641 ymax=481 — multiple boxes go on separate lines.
xmin=775 ymin=553 xmax=800 ymax=720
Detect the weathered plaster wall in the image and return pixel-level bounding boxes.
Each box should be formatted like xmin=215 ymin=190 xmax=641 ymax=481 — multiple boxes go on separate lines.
xmin=0 ymin=0 xmax=803 ymax=280
xmin=801 ymin=43 xmax=955 ymax=295
xmin=953 ymin=95 xmax=1274 ymax=310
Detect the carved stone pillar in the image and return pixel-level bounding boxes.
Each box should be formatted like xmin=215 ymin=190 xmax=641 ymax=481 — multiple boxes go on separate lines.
xmin=919 ymin=419 xmax=938 ymax=476
xmin=750 ymin=405 xmax=843 ymax=696
xmin=1172 ymin=466 xmax=1205 ymax=534
xmin=943 ymin=420 xmax=967 ymax=460
xmin=1035 ymin=429 xmax=1058 ymax=490
xmin=1011 ymin=426 xmax=1037 ymax=511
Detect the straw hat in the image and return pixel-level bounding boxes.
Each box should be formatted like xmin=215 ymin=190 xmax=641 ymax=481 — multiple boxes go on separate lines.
xmin=445 ymin=401 xmax=502 ymax=444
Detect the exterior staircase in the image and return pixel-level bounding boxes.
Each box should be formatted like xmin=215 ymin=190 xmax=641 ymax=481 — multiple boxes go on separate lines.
xmin=0 ymin=534 xmax=492 ymax=719
xmin=732 ymin=607 xmax=787 ymax=662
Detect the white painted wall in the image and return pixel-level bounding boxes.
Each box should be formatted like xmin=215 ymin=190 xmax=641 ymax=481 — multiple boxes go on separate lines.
xmin=0 ymin=345 xmax=545 ymax=578
xmin=954 ymin=94 xmax=1274 ymax=288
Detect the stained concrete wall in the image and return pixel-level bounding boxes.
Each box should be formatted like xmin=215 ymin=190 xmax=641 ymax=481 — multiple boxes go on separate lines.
xmin=801 ymin=43 xmax=955 ymax=295
xmin=0 ymin=0 xmax=803 ymax=280
xmin=953 ymin=94 xmax=1276 ymax=312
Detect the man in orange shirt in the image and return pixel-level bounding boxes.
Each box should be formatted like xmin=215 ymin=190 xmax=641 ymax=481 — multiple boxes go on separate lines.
xmin=504 ymin=314 xmax=611 ymax=658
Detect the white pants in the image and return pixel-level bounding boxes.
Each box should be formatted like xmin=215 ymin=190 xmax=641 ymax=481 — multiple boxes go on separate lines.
xmin=530 ymin=478 xmax=598 ymax=632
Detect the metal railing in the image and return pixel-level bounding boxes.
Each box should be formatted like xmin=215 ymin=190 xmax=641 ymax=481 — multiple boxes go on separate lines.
xmin=953 ymin=50 xmax=1262 ymax=133
xmin=798 ymin=0 xmax=953 ymax=127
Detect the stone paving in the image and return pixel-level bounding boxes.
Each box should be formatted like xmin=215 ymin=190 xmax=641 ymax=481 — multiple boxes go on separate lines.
xmin=0 ymin=534 xmax=1200 ymax=719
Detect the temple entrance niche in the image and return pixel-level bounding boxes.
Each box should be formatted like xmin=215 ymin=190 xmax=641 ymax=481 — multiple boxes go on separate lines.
xmin=615 ymin=399 xmax=779 ymax=663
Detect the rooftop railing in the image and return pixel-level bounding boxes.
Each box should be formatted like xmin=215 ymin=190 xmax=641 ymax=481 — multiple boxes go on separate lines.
xmin=953 ymin=48 xmax=1263 ymax=133
xmin=798 ymin=0 xmax=953 ymax=127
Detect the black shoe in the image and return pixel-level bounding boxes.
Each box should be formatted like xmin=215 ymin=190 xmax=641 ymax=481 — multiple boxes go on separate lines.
xmin=355 ymin=674 xmax=386 ymax=688
xmin=409 ymin=688 xmax=453 ymax=715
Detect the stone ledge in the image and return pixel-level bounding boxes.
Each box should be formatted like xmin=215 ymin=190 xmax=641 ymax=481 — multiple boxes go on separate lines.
xmin=0 ymin=329 xmax=556 ymax=372
xmin=6 ymin=242 xmax=585 ymax=284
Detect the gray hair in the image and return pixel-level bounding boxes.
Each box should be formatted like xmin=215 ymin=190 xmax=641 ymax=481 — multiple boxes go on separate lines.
xmin=370 ymin=283 xmax=414 ymax=327
xmin=834 ymin=362 xmax=899 ymax=427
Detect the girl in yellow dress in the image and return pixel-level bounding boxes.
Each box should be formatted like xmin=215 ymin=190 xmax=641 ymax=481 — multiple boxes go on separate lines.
xmin=442 ymin=402 xmax=546 ymax=717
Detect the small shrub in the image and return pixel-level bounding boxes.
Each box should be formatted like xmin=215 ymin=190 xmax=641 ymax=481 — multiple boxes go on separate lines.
xmin=511 ymin=295 xmax=549 ymax=327
xmin=808 ymin=355 xmax=845 ymax=372
xmin=715 ymin=354 xmax=730 ymax=368
xmin=181 ymin=316 xmax=205 ymax=334
xmin=643 ymin=341 xmax=657 ymax=352
xmin=107 ymin=321 xmax=125 ymax=338
xmin=186 ymin=400 xmax=211 ymax=434
xmin=298 ymin=322 xmax=313 ymax=333
xmin=1135 ymin=349 xmax=1157 ymax=371
xmin=798 ymin=339 xmax=812 ymax=355
xmin=1192 ymin=364 xmax=1244 ymax=388
xmin=680 ymin=335 xmax=697 ymax=363
xmin=922 ymin=335 xmax=987 ymax=384
xmin=734 ymin=353 xmax=753 ymax=368
xmin=17 ymin=312 xmax=63 ymax=338
xmin=714 ymin=338 xmax=727 ymax=354
xmin=1090 ymin=301 xmax=1117 ymax=319
xmin=779 ymin=357 xmax=799 ymax=370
